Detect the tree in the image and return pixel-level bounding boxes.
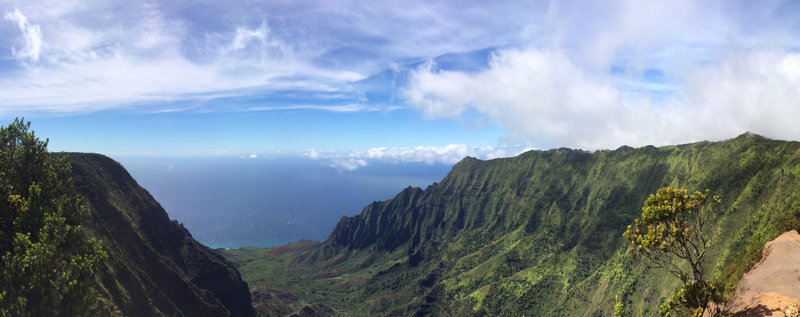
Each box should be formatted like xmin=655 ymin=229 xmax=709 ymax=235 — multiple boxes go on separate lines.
xmin=622 ymin=187 xmax=722 ymax=316
xmin=0 ymin=119 xmax=106 ymax=316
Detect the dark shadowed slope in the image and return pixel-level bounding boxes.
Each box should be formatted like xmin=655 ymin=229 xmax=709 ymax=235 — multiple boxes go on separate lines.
xmin=68 ymin=153 xmax=255 ymax=317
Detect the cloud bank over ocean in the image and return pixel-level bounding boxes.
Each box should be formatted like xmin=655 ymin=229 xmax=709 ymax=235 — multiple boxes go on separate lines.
xmin=304 ymin=144 xmax=530 ymax=171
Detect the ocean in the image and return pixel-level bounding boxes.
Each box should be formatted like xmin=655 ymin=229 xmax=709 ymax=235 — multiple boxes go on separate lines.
xmin=117 ymin=156 xmax=452 ymax=248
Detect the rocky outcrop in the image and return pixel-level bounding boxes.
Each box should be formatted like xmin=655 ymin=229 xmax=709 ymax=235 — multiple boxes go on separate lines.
xmin=727 ymin=230 xmax=800 ymax=317
xmin=69 ymin=153 xmax=255 ymax=317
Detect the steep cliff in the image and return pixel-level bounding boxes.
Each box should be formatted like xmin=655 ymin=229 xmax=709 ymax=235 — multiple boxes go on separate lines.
xmin=68 ymin=153 xmax=255 ymax=317
xmin=230 ymin=133 xmax=800 ymax=316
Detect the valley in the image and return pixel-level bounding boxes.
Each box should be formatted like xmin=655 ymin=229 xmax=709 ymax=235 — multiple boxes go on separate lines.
xmin=223 ymin=133 xmax=800 ymax=316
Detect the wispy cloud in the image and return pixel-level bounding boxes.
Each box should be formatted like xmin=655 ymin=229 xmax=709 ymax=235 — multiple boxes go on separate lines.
xmin=0 ymin=0 xmax=538 ymax=114
xmin=228 ymin=23 xmax=269 ymax=52
xmin=4 ymin=8 xmax=41 ymax=62
xmin=0 ymin=1 xmax=365 ymax=113
xmin=240 ymin=104 xmax=387 ymax=113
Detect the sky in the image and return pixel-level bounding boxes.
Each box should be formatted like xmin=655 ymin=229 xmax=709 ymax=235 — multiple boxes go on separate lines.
xmin=1 ymin=0 xmax=800 ymax=168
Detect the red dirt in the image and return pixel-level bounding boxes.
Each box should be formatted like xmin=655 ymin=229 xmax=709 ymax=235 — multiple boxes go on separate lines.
xmin=725 ymin=230 xmax=800 ymax=317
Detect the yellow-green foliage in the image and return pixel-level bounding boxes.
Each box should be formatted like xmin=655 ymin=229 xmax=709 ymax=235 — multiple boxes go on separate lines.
xmin=624 ymin=187 xmax=724 ymax=315
xmin=0 ymin=119 xmax=106 ymax=316
xmin=624 ymin=187 xmax=718 ymax=283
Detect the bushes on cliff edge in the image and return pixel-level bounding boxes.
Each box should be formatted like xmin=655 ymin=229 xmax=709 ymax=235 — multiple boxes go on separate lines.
xmin=0 ymin=119 xmax=106 ymax=316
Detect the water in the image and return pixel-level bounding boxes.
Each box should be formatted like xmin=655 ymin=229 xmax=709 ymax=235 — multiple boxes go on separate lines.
xmin=117 ymin=156 xmax=451 ymax=248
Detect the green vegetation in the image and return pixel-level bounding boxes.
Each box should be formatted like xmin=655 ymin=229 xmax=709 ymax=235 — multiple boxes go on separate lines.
xmin=0 ymin=119 xmax=106 ymax=316
xmin=624 ymin=187 xmax=723 ymax=316
xmin=68 ymin=152 xmax=256 ymax=316
xmin=227 ymin=133 xmax=800 ymax=316
xmin=8 ymin=117 xmax=796 ymax=316
xmin=0 ymin=119 xmax=255 ymax=316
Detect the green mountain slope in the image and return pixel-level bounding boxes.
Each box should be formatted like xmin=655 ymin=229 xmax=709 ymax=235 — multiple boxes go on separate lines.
xmin=69 ymin=153 xmax=256 ymax=317
xmin=228 ymin=133 xmax=800 ymax=316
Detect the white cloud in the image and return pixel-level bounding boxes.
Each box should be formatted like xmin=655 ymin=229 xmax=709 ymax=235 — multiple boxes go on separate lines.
xmin=304 ymin=148 xmax=320 ymax=159
xmin=329 ymin=158 xmax=368 ymax=171
xmin=241 ymin=104 xmax=385 ymax=113
xmin=4 ymin=8 xmax=42 ymax=61
xmin=306 ymin=144 xmax=529 ymax=171
xmin=405 ymin=47 xmax=800 ymax=150
xmin=364 ymin=144 xmax=515 ymax=165
xmin=406 ymin=49 xmax=658 ymax=149
xmin=778 ymin=54 xmax=800 ymax=81
xmin=405 ymin=47 xmax=800 ymax=149
xmin=402 ymin=1 xmax=800 ymax=150
xmin=681 ymin=50 xmax=800 ymax=142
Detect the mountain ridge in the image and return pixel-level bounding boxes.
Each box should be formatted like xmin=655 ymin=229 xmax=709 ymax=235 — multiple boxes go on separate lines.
xmin=228 ymin=132 xmax=800 ymax=316
xmin=68 ymin=153 xmax=256 ymax=317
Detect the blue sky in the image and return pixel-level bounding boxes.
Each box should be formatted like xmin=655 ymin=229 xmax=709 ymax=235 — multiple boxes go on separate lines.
xmin=2 ymin=0 xmax=800 ymax=167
